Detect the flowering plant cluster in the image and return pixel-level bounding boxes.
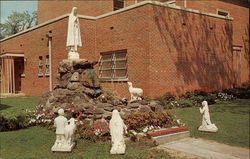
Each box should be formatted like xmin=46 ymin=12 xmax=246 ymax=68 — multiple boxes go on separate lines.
xmin=217 ymin=92 xmax=235 ymax=101
xmin=125 ymin=111 xmax=177 ymax=132
xmin=76 ymin=120 xmax=110 ymax=142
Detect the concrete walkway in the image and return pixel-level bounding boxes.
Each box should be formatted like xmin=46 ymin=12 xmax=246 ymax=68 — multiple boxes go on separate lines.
xmin=158 ymin=138 xmax=249 ymax=159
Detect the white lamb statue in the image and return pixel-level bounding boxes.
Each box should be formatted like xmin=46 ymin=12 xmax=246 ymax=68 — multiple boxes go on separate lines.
xmin=65 ymin=118 xmax=77 ymax=146
xmin=127 ymin=82 xmax=143 ymax=101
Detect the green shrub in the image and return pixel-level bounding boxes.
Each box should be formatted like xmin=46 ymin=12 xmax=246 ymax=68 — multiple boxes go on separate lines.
xmin=176 ymin=99 xmax=193 ymax=108
xmin=204 ymin=93 xmax=217 ymax=104
xmin=157 ymin=93 xmax=176 ymax=109
xmin=189 ymin=95 xmax=205 ymax=105
xmin=223 ymin=86 xmax=250 ymax=99
xmin=184 ymin=91 xmax=217 ymax=105
xmin=0 ymin=113 xmax=30 ymax=131
xmin=193 ymin=90 xmax=208 ymax=96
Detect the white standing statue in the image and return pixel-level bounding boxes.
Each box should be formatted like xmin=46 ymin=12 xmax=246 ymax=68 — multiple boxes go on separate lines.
xmin=198 ymin=101 xmax=218 ymax=132
xmin=109 ymin=109 xmax=128 ymax=155
xmin=66 ymin=7 xmax=82 ymax=60
xmin=51 ymin=109 xmax=76 ymax=152
xmin=127 ymin=82 xmax=143 ymax=101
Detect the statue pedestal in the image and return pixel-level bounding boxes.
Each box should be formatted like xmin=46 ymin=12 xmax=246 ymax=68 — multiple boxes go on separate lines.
xmin=51 ymin=142 xmax=76 ymax=152
xmin=68 ymin=51 xmax=80 ymax=60
xmin=198 ymin=124 xmax=218 ymax=132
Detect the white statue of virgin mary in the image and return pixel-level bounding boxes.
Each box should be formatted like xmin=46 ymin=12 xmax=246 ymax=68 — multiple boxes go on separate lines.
xmin=66 ymin=7 xmax=82 ymax=60
xmin=198 ymin=101 xmax=218 ymax=132
xmin=109 ymin=109 xmax=127 ymax=155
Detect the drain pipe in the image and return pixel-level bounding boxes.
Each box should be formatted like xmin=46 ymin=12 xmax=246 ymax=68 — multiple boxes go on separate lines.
xmin=47 ymin=31 xmax=52 ymax=91
xmin=184 ymin=0 xmax=187 ymax=8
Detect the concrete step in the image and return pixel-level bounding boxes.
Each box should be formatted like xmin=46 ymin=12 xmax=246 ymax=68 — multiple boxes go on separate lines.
xmin=152 ymin=131 xmax=190 ymax=144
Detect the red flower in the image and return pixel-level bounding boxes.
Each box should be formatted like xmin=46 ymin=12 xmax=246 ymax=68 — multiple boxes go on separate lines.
xmin=76 ymin=121 xmax=80 ymax=125
xmin=89 ymin=130 xmax=94 ymax=135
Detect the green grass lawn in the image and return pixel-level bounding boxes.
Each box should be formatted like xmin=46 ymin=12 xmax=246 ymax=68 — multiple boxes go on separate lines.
xmin=0 ymin=126 xmax=173 ymax=159
xmin=0 ymin=97 xmax=40 ymax=118
xmin=0 ymin=97 xmax=172 ymax=159
xmin=175 ymin=99 xmax=250 ymax=148
xmin=0 ymin=97 xmax=249 ymax=158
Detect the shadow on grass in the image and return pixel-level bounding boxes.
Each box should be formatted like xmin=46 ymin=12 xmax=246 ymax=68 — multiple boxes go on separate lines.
xmin=0 ymin=104 xmax=11 ymax=111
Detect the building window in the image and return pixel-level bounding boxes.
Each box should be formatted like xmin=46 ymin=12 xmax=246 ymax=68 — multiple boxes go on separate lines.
xmin=217 ymin=9 xmax=229 ymax=17
xmin=38 ymin=56 xmax=43 ymax=76
xmin=113 ymin=0 xmax=124 ymax=11
xmin=99 ymin=49 xmax=128 ymax=81
xmin=45 ymin=55 xmax=50 ymax=76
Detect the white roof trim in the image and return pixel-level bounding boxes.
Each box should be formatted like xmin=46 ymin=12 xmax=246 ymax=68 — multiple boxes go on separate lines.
xmin=0 ymin=53 xmax=24 ymax=57
xmin=0 ymin=0 xmax=233 ymax=42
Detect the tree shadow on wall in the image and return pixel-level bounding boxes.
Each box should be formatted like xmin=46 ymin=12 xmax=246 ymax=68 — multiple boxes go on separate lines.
xmin=152 ymin=6 xmax=240 ymax=94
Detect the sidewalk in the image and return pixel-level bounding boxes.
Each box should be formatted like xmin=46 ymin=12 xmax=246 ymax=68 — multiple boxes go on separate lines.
xmin=158 ymin=137 xmax=249 ymax=159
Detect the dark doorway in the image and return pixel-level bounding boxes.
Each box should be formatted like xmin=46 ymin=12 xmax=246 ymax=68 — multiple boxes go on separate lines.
xmin=14 ymin=57 xmax=24 ymax=93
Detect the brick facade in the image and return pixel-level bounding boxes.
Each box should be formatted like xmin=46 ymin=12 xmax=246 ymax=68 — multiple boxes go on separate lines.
xmin=1 ymin=1 xmax=249 ymax=97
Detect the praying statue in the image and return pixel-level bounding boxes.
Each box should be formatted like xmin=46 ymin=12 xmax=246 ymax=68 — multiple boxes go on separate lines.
xmin=66 ymin=7 xmax=82 ymax=60
xmin=51 ymin=108 xmax=76 ymax=152
xmin=109 ymin=109 xmax=128 ymax=155
xmin=198 ymin=101 xmax=218 ymax=132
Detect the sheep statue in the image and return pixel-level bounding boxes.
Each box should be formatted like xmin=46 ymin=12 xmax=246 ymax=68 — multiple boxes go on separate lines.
xmin=64 ymin=118 xmax=77 ymax=146
xmin=127 ymin=82 xmax=143 ymax=101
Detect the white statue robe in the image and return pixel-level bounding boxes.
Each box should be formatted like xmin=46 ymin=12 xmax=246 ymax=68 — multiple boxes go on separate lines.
xmin=66 ymin=7 xmax=82 ymax=52
xmin=199 ymin=101 xmax=218 ymax=132
xmin=109 ymin=110 xmax=127 ymax=154
xmin=199 ymin=104 xmax=212 ymax=126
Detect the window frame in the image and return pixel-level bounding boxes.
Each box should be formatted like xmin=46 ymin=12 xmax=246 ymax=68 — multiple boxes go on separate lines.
xmin=45 ymin=55 xmax=50 ymax=76
xmin=113 ymin=0 xmax=125 ymax=11
xmin=99 ymin=49 xmax=128 ymax=82
xmin=38 ymin=56 xmax=43 ymax=77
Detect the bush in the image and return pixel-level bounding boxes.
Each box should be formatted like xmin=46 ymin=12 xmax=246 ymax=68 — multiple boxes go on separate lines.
xmin=222 ymin=86 xmax=250 ymax=99
xmin=125 ymin=111 xmax=177 ymax=132
xmin=157 ymin=93 xmax=176 ymax=109
xmin=0 ymin=113 xmax=30 ymax=131
xmin=76 ymin=120 xmax=110 ymax=142
xmin=184 ymin=91 xmax=217 ymax=105
xmin=217 ymin=92 xmax=235 ymax=101
xmin=176 ymin=99 xmax=193 ymax=108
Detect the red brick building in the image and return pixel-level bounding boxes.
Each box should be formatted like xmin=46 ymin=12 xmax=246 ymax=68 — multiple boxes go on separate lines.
xmin=0 ymin=0 xmax=249 ymax=98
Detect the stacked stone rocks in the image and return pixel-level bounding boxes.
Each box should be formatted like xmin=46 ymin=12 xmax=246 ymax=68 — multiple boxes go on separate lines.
xmin=38 ymin=59 xmax=164 ymax=123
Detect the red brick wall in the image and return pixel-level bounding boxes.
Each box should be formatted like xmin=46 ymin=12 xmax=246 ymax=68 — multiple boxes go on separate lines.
xmin=1 ymin=2 xmax=249 ymax=98
xmin=94 ymin=5 xmax=151 ymax=98
xmin=38 ymin=1 xmax=113 ymax=24
xmin=175 ymin=0 xmax=249 ymax=87
xmin=148 ymin=5 xmax=236 ymax=97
